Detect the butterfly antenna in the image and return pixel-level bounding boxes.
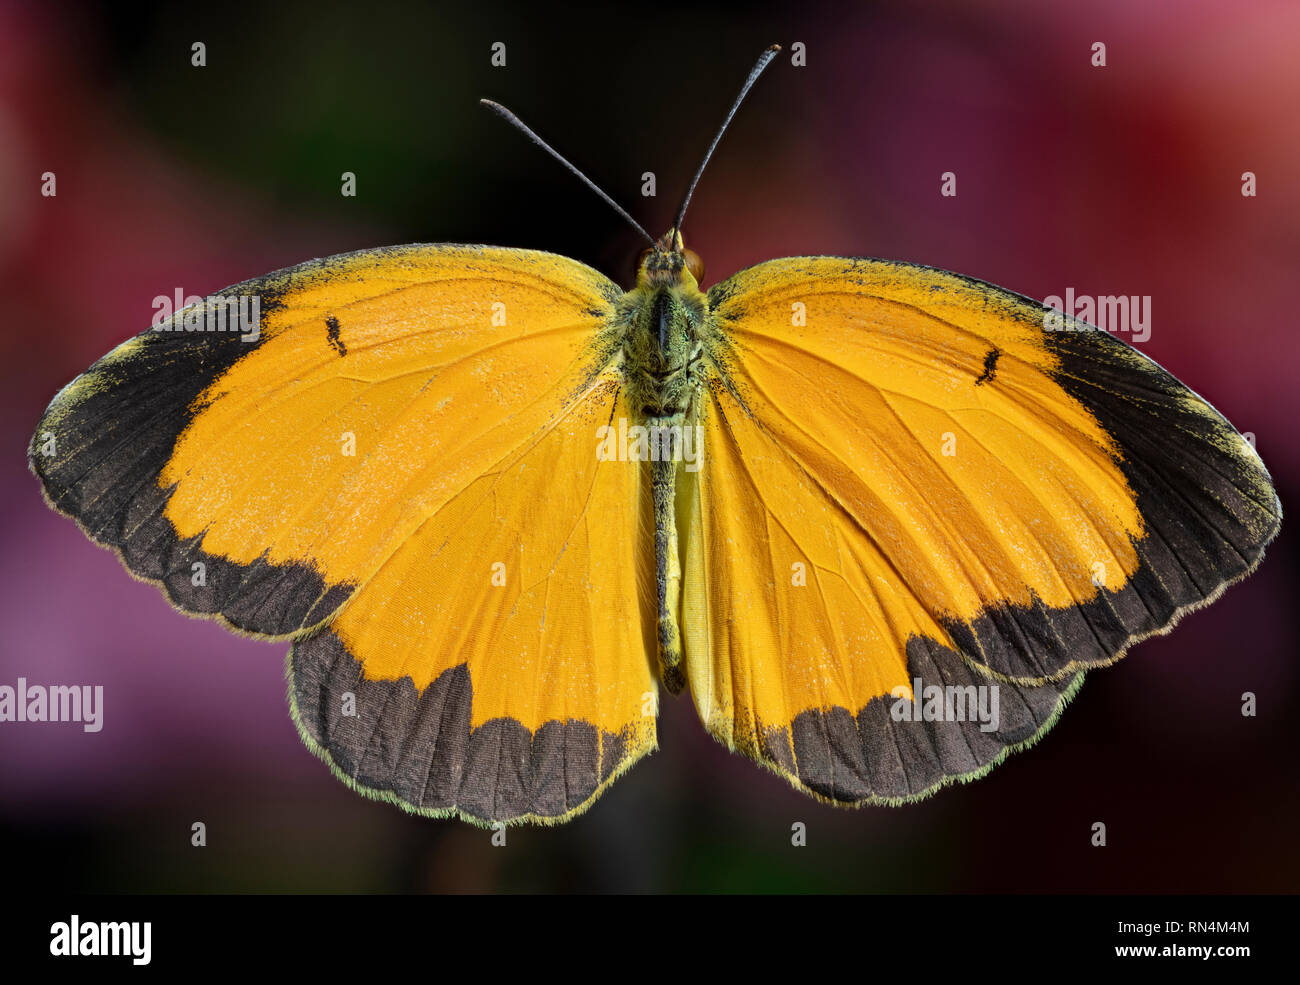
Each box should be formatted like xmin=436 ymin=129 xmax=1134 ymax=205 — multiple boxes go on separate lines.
xmin=481 ymin=99 xmax=656 ymax=248
xmin=670 ymin=44 xmax=781 ymax=242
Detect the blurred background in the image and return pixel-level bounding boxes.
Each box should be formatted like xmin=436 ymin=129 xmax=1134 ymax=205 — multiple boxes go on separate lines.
xmin=0 ymin=0 xmax=1296 ymax=892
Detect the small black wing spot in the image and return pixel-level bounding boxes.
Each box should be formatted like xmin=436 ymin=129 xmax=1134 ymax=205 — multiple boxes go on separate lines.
xmin=325 ymin=314 xmax=347 ymax=356
xmin=974 ymin=347 xmax=1000 ymax=385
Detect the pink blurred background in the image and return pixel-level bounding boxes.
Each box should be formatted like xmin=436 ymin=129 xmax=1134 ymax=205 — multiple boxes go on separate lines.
xmin=1 ymin=0 xmax=1295 ymax=891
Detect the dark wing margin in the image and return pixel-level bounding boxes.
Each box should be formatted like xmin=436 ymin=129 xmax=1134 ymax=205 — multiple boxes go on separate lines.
xmin=757 ymin=636 xmax=1085 ymax=806
xmin=940 ymin=293 xmax=1281 ymax=684
xmin=28 ymin=277 xmax=351 ymax=639
xmin=287 ymin=630 xmax=646 ymax=826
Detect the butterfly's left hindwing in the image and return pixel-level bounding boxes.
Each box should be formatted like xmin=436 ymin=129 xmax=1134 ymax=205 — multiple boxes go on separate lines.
xmin=680 ymin=256 xmax=1279 ymax=804
xmin=31 ymin=244 xmax=658 ymax=824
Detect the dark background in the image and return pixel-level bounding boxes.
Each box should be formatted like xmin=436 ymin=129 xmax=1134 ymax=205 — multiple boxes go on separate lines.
xmin=0 ymin=0 xmax=1296 ymax=892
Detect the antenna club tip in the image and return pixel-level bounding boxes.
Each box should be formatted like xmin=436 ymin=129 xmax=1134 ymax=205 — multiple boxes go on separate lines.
xmin=481 ymin=99 xmax=517 ymax=121
xmin=766 ymin=43 xmax=782 ymax=52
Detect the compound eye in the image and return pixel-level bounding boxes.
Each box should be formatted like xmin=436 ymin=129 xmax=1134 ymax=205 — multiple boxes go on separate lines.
xmin=683 ymin=248 xmax=705 ymax=284
xmin=635 ymin=248 xmax=653 ymax=277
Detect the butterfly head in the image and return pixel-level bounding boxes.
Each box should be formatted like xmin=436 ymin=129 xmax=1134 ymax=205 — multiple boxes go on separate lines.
xmin=636 ymin=229 xmax=705 ymax=291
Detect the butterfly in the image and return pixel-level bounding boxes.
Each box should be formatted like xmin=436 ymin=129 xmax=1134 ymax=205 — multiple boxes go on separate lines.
xmin=29 ymin=45 xmax=1280 ymax=826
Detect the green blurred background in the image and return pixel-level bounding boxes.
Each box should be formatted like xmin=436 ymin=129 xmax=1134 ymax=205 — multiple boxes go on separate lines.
xmin=1 ymin=0 xmax=1296 ymax=892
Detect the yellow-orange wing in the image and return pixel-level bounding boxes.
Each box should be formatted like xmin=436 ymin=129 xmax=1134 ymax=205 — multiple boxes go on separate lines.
xmin=680 ymin=256 xmax=1280 ymax=805
xmin=31 ymin=244 xmax=657 ymax=824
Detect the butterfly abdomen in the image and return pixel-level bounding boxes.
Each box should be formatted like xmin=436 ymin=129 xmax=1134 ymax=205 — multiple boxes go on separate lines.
xmin=652 ymin=450 xmax=686 ymax=693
